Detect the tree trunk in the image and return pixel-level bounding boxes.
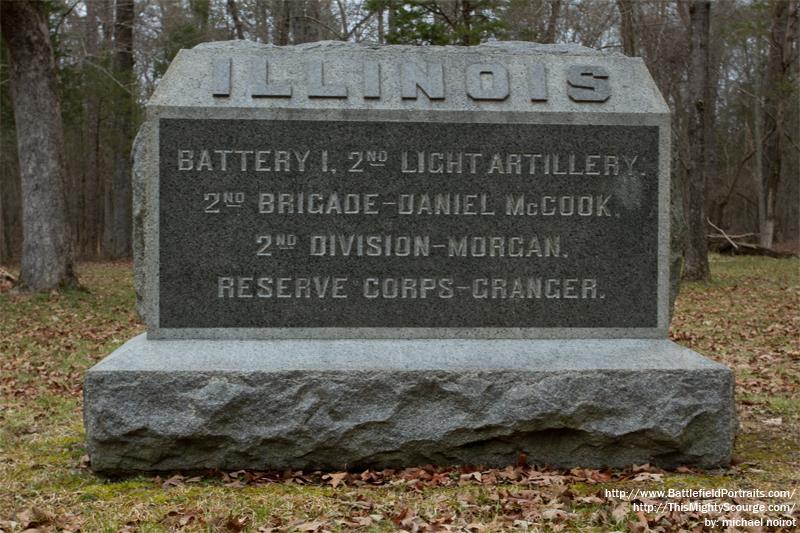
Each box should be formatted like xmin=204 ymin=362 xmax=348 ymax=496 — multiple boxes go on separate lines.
xmin=544 ymin=0 xmax=561 ymax=44
xmin=336 ymin=0 xmax=348 ymax=39
xmin=273 ymin=0 xmax=291 ymax=45
xmin=191 ymin=0 xmax=210 ymax=35
xmin=377 ymin=7 xmax=384 ymax=43
xmin=104 ymin=0 xmax=135 ymax=259
xmin=759 ymin=0 xmax=798 ymax=248
xmin=227 ymin=0 xmax=246 ymax=39
xmin=254 ymin=0 xmax=269 ymax=42
xmin=100 ymin=0 xmax=114 ymax=42
xmin=669 ymin=81 xmax=688 ymax=316
xmin=388 ymin=3 xmax=396 ymax=39
xmin=292 ymin=0 xmax=321 ymax=44
xmin=683 ymin=0 xmax=711 ymax=281
xmin=0 ymin=1 xmax=78 ymax=290
xmin=460 ymin=0 xmax=474 ymax=46
xmin=0 ymin=94 xmax=21 ymax=264
xmin=0 ymin=173 xmax=6 ymax=264
xmin=753 ymin=73 xmax=766 ymax=246
xmin=83 ymin=0 xmax=102 ymax=258
xmin=616 ymin=0 xmax=636 ymax=56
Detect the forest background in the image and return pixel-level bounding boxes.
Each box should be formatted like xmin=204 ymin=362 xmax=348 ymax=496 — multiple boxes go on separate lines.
xmin=0 ymin=0 xmax=798 ymax=283
xmin=0 ymin=3 xmax=798 ymax=530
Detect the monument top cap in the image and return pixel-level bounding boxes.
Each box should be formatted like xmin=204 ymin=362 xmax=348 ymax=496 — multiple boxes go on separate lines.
xmin=147 ymin=40 xmax=669 ymax=115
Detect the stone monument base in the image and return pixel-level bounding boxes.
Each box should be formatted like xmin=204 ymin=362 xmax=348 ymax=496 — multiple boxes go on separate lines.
xmin=84 ymin=335 xmax=736 ymax=473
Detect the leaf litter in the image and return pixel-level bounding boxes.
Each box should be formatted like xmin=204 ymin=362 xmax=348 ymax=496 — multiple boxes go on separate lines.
xmin=1 ymin=258 xmax=798 ymax=531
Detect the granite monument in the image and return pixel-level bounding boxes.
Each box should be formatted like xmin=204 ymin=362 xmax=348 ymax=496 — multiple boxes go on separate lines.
xmin=84 ymin=40 xmax=736 ymax=473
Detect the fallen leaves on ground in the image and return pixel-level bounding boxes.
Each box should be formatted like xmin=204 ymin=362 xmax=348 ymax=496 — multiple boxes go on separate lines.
xmin=1 ymin=258 xmax=798 ymax=532
xmin=129 ymin=462 xmax=799 ymax=532
xmin=163 ymin=462 xmax=665 ymax=491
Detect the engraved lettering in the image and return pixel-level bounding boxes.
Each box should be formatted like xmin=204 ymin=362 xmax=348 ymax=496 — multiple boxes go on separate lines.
xmin=207 ymin=58 xmax=625 ymax=104
xmin=586 ymin=155 xmax=601 ymax=175
xmin=293 ymin=150 xmax=310 ymax=171
xmin=218 ymin=276 xmax=348 ymax=299
xmin=429 ymin=153 xmax=444 ymax=173
xmin=259 ymin=192 xmax=380 ymax=215
xmin=178 ymin=150 xmax=193 ymax=170
xmin=310 ymin=234 xmax=430 ymax=257
xmin=233 ymin=150 xmax=254 ymax=171
xmin=398 ymin=193 xmax=494 ymax=216
xmin=204 ymin=192 xmax=220 ymax=213
xmin=363 ymin=278 xmax=454 ymax=299
xmin=251 ymin=59 xmax=292 ymax=97
xmin=505 ymin=195 xmax=613 ymax=217
xmin=307 ymin=59 xmax=348 ymax=98
xmin=488 ymin=154 xmax=504 ymax=174
xmin=218 ymin=277 xmax=234 ymax=297
xmin=211 ymin=57 xmax=231 ymax=97
xmin=274 ymin=151 xmax=290 ymax=171
xmin=469 ymin=278 xmax=599 ymax=300
xmin=213 ymin=150 xmax=232 ymax=171
xmin=237 ymin=276 xmax=254 ymax=298
xmin=605 ymin=155 xmax=619 ymax=175
xmin=256 ymin=235 xmax=272 ymax=256
xmin=349 ymin=151 xmax=364 ymax=172
xmin=446 ymin=152 xmax=462 ymax=173
xmin=363 ymin=61 xmax=381 ymax=99
xmin=255 ymin=151 xmax=271 ymax=171
xmin=623 ymin=155 xmax=638 ymax=172
xmin=446 ymin=236 xmax=561 ymax=258
xmin=401 ymin=62 xmax=445 ymax=100
xmin=466 ymin=63 xmax=510 ymax=101
xmin=528 ymin=64 xmax=548 ymax=101
xmin=596 ymin=194 xmax=612 ymax=216
xmin=197 ymin=150 xmax=212 ymax=171
xmin=567 ymin=65 xmax=611 ymax=102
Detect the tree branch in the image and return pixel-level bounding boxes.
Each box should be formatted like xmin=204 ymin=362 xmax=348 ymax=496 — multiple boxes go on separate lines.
xmin=53 ymin=0 xmax=82 ymax=35
xmin=345 ymin=11 xmax=375 ymax=40
xmin=736 ymin=85 xmax=800 ymax=155
xmin=420 ymin=2 xmax=457 ymax=31
xmin=707 ymin=218 xmax=738 ymax=249
xmin=83 ymin=59 xmax=134 ymax=96
xmin=292 ymin=15 xmax=346 ymax=39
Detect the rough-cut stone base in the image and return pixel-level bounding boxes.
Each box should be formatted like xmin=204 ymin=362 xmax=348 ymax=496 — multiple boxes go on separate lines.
xmin=84 ymin=335 xmax=736 ymax=473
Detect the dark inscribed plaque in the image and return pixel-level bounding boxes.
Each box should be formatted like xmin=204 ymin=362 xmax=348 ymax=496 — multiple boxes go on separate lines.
xmin=158 ymin=119 xmax=659 ymax=329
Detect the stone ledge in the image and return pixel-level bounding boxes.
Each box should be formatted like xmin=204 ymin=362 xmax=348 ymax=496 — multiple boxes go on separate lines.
xmin=85 ymin=335 xmax=736 ymax=473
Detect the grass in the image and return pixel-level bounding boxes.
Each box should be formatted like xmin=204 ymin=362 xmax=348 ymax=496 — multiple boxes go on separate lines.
xmin=0 ymin=255 xmax=798 ymax=532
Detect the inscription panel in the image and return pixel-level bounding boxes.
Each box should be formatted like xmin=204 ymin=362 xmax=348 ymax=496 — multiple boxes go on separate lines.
xmin=159 ymin=119 xmax=659 ymax=329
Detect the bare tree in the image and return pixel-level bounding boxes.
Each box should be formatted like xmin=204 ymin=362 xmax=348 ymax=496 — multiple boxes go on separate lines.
xmin=544 ymin=0 xmax=561 ymax=44
xmin=1 ymin=0 xmax=797 ymax=267
xmin=0 ymin=152 xmax=8 ymax=263
xmin=104 ymin=0 xmax=135 ymax=259
xmin=254 ymin=0 xmax=271 ymax=42
xmin=683 ymin=0 xmax=711 ymax=281
xmin=83 ymin=0 xmax=102 ymax=257
xmin=227 ymin=0 xmax=246 ymax=39
xmin=0 ymin=1 xmax=78 ymax=290
xmin=616 ymin=0 xmax=636 ymax=55
xmin=759 ymin=0 xmax=799 ymax=248
xmin=503 ymin=1 xmax=551 ymax=43
xmin=293 ymin=0 xmax=322 ymax=43
xmin=273 ymin=0 xmax=291 ymax=44
xmin=377 ymin=5 xmax=385 ymax=42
